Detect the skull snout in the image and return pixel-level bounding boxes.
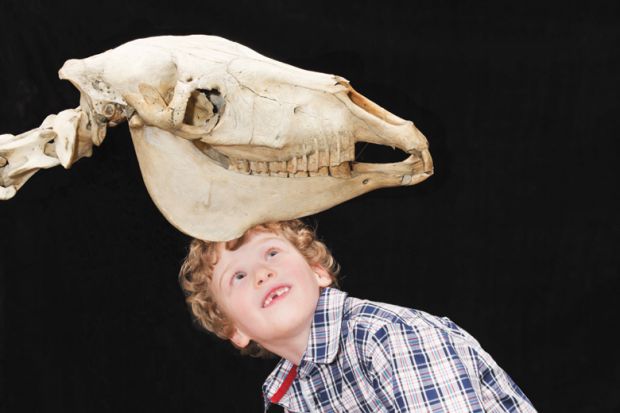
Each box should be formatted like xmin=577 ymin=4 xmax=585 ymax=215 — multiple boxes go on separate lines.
xmin=338 ymin=83 xmax=432 ymax=175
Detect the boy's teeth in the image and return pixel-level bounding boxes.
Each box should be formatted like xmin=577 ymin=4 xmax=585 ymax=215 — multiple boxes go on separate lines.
xmin=264 ymin=287 xmax=290 ymax=307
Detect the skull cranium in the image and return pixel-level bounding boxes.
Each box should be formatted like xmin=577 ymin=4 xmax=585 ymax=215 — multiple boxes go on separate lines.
xmin=1 ymin=35 xmax=432 ymax=240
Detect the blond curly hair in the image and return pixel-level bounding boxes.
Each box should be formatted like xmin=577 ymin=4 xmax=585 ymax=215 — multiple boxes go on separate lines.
xmin=178 ymin=219 xmax=340 ymax=358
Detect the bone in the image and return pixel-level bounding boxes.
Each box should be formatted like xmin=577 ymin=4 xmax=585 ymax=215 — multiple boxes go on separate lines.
xmin=249 ymin=161 xmax=269 ymax=175
xmin=307 ymin=151 xmax=319 ymax=172
xmin=329 ymin=162 xmax=352 ymax=178
xmin=184 ymin=91 xmax=215 ymax=126
xmin=0 ymin=184 xmax=16 ymax=200
xmin=318 ymin=149 xmax=330 ymax=168
xmin=229 ymin=157 xmax=338 ymax=178
xmin=328 ymin=137 xmax=356 ymax=166
xmin=257 ymin=161 xmax=269 ymax=174
xmin=331 ymin=140 xmax=341 ymax=165
xmin=1 ymin=35 xmax=432 ymax=241
xmin=168 ymin=81 xmax=194 ymax=127
xmin=309 ymin=166 xmax=329 ymax=177
xmin=286 ymin=157 xmax=298 ymax=174
xmin=138 ymin=83 xmax=167 ymax=107
xmin=345 ymin=142 xmax=355 ymax=162
xmin=95 ymin=123 xmax=107 ymax=145
xmin=51 ymin=109 xmax=81 ymax=167
xmin=313 ymin=138 xmax=320 ymax=157
xmin=0 ymin=128 xmax=61 ymax=192
xmin=102 ymin=103 xmax=116 ymax=118
xmin=351 ymin=153 xmax=426 ymax=175
xmin=268 ymin=161 xmax=286 ymax=172
xmin=226 ymin=153 xmax=361 ymax=179
xmin=296 ymin=154 xmax=308 ymax=172
xmin=235 ymin=159 xmax=249 ymax=174
xmin=125 ymin=82 xmax=196 ymax=132
xmin=44 ymin=143 xmax=57 ymax=157
xmin=128 ymin=114 xmax=144 ymax=128
xmin=0 ymin=107 xmax=93 ymax=198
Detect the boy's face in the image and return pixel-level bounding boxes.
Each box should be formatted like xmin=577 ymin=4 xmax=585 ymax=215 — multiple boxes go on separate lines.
xmin=210 ymin=231 xmax=332 ymax=350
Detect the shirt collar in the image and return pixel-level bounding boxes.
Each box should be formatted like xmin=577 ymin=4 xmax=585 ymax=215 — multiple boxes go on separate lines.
xmin=299 ymin=287 xmax=347 ymax=368
xmin=262 ymin=287 xmax=348 ymax=407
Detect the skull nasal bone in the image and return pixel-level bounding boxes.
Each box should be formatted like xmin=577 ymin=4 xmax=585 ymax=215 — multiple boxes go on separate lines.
xmin=347 ymin=89 xmax=404 ymax=126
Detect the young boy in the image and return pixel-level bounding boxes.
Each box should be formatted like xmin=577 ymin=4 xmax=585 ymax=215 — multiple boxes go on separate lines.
xmin=179 ymin=220 xmax=536 ymax=412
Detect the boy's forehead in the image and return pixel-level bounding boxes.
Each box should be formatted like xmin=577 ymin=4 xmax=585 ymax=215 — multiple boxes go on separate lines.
xmin=233 ymin=230 xmax=286 ymax=250
xmin=214 ymin=230 xmax=286 ymax=260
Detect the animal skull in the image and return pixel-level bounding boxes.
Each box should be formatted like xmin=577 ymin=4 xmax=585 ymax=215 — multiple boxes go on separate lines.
xmin=0 ymin=35 xmax=432 ymax=241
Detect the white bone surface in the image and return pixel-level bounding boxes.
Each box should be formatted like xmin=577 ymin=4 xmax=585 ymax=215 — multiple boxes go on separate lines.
xmin=0 ymin=35 xmax=433 ymax=240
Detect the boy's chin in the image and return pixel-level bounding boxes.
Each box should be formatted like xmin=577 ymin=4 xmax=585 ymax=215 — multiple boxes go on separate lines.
xmin=268 ymin=307 xmax=314 ymax=335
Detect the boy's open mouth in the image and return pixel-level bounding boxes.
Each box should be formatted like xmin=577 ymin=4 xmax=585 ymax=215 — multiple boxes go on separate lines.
xmin=263 ymin=285 xmax=291 ymax=308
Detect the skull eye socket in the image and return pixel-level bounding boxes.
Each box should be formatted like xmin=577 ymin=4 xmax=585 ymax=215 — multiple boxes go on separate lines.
xmin=183 ymin=88 xmax=225 ymax=127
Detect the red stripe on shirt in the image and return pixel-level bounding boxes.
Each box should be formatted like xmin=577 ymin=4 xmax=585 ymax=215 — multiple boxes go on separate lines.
xmin=270 ymin=365 xmax=298 ymax=403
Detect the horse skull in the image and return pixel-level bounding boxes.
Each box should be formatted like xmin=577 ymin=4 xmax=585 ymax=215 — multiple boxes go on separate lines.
xmin=1 ymin=35 xmax=432 ymax=240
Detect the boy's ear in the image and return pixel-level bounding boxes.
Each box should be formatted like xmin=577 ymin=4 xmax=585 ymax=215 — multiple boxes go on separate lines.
xmin=312 ymin=265 xmax=332 ymax=288
xmin=230 ymin=328 xmax=251 ymax=348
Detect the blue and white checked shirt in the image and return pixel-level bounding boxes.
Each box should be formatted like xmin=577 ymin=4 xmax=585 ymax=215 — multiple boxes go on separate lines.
xmin=262 ymin=288 xmax=535 ymax=412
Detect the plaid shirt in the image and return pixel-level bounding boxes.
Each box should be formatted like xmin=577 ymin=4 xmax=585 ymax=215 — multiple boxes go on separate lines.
xmin=262 ymin=288 xmax=535 ymax=412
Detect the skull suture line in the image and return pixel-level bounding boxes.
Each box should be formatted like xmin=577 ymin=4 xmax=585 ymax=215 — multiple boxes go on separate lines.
xmin=0 ymin=35 xmax=433 ymax=241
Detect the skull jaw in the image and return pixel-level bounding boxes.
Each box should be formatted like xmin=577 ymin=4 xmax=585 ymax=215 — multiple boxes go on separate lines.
xmin=129 ymin=125 xmax=432 ymax=241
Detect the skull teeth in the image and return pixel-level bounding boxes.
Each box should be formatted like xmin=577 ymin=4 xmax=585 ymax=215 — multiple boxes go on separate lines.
xmin=307 ymin=152 xmax=319 ymax=172
xmin=229 ymin=156 xmax=352 ymax=178
xmin=232 ymin=159 xmax=249 ymax=174
xmin=309 ymin=166 xmax=329 ymax=177
xmin=214 ymin=139 xmax=355 ymax=176
xmin=268 ymin=161 xmax=287 ymax=172
xmin=249 ymin=161 xmax=269 ymax=175
xmin=328 ymin=163 xmax=352 ymax=178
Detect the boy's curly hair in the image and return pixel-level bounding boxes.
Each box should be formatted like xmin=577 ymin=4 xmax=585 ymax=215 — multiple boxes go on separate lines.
xmin=178 ymin=219 xmax=340 ymax=358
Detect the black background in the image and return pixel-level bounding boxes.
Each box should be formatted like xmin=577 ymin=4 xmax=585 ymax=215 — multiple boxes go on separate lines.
xmin=1 ymin=1 xmax=618 ymax=412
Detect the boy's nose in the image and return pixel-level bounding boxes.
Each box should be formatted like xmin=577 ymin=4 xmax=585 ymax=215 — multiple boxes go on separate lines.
xmin=255 ymin=268 xmax=275 ymax=286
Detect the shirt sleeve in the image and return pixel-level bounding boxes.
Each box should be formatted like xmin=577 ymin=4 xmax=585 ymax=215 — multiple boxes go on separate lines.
xmin=364 ymin=320 xmax=536 ymax=413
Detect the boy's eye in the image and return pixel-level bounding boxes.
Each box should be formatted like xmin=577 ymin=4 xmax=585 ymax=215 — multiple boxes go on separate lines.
xmin=233 ymin=272 xmax=246 ymax=281
xmin=267 ymin=249 xmax=279 ymax=258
